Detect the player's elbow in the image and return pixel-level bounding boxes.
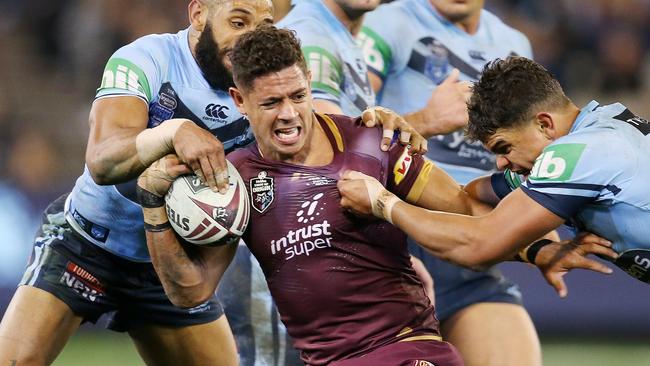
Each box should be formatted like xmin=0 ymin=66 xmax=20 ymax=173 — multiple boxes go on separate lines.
xmin=86 ymin=150 xmax=114 ymax=185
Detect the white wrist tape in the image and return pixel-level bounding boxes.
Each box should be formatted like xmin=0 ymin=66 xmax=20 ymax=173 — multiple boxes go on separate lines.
xmin=363 ymin=179 xmax=400 ymax=224
xmin=135 ymin=119 xmax=187 ymax=167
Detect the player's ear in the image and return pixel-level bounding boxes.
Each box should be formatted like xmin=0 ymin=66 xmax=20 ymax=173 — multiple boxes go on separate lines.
xmin=189 ymin=0 xmax=210 ymax=32
xmin=229 ymin=87 xmax=247 ymax=115
xmin=536 ymin=112 xmax=556 ymax=140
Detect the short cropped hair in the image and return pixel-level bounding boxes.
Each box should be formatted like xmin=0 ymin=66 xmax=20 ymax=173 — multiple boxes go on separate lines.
xmin=231 ymin=25 xmax=308 ymax=91
xmin=467 ymin=56 xmax=571 ymax=143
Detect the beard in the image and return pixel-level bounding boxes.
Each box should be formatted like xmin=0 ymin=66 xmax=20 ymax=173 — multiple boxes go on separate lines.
xmin=195 ymin=22 xmax=235 ymax=90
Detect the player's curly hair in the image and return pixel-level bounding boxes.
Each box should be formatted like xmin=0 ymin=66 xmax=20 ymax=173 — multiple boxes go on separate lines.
xmin=467 ymin=56 xmax=571 ymax=143
xmin=231 ymin=25 xmax=308 ymax=91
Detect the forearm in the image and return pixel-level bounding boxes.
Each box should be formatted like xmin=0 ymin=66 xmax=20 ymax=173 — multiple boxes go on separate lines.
xmin=86 ymin=127 xmax=146 ymax=184
xmin=404 ymin=109 xmax=461 ymax=138
xmin=143 ymin=207 xmax=216 ymax=308
xmin=391 ymin=201 xmax=512 ymax=268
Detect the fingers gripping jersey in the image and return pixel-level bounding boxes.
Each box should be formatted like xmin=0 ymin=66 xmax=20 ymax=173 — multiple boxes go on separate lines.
xmin=278 ymin=1 xmax=376 ymax=116
xmin=360 ymin=0 xmax=532 ymax=182
xmin=67 ymin=28 xmax=252 ymax=261
xmin=227 ymin=114 xmax=439 ymax=365
xmin=493 ymin=101 xmax=650 ymax=283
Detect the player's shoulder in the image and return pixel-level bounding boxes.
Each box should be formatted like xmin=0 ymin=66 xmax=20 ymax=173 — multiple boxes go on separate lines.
xmin=364 ymin=0 xmax=416 ymax=32
xmin=227 ymin=144 xmax=259 ymax=175
xmin=321 ymin=113 xmax=384 ymax=157
xmin=480 ymin=9 xmax=531 ymax=51
xmin=114 ymin=31 xmax=179 ymax=63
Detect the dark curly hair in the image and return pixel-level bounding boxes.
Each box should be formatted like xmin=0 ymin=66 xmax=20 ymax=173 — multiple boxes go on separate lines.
xmin=467 ymin=56 xmax=571 ymax=143
xmin=231 ymin=25 xmax=308 ymax=91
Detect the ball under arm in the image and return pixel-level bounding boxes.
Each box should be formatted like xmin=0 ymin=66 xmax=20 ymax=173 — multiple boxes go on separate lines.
xmin=135 ymin=119 xmax=187 ymax=167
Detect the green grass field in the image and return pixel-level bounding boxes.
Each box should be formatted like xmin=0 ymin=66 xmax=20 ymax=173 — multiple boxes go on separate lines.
xmin=53 ymin=332 xmax=650 ymax=366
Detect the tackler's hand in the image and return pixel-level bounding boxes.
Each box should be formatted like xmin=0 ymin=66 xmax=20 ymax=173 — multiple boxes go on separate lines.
xmin=361 ymin=106 xmax=427 ymax=154
xmin=533 ymin=232 xmax=617 ymax=298
xmin=338 ymin=170 xmax=401 ymax=224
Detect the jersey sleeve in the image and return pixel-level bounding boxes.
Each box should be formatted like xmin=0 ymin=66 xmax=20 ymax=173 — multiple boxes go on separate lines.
xmin=289 ymin=22 xmax=344 ymax=106
xmin=521 ymin=136 xmax=632 ymax=220
xmin=95 ymin=36 xmax=162 ymax=103
xmin=385 ymin=146 xmax=433 ymax=203
xmin=360 ymin=8 xmax=405 ymax=80
xmin=490 ymin=169 xmax=524 ymax=200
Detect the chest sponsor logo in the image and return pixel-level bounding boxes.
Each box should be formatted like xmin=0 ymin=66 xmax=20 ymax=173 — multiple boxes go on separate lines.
xmin=529 ymin=143 xmax=586 ymax=182
xmin=250 ymin=171 xmax=274 ymax=213
xmin=270 ymin=192 xmax=333 ymax=260
xmin=59 ymin=262 xmax=105 ymax=302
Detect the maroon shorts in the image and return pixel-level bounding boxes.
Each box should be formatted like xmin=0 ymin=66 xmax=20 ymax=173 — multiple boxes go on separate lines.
xmin=331 ymin=338 xmax=464 ymax=366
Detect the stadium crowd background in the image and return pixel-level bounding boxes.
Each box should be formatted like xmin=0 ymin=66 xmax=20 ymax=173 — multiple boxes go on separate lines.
xmin=0 ymin=0 xmax=648 ymax=357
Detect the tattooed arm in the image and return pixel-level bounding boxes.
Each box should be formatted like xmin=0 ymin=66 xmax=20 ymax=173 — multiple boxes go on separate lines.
xmin=138 ymin=155 xmax=237 ymax=308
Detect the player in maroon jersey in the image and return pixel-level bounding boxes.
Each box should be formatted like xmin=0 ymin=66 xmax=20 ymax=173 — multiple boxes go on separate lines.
xmin=136 ymin=25 xmax=472 ymax=365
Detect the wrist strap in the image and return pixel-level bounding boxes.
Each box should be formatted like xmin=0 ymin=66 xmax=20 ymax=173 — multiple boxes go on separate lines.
xmin=144 ymin=221 xmax=172 ymax=232
xmin=137 ymin=186 xmax=166 ymax=208
xmin=516 ymin=239 xmax=553 ymax=264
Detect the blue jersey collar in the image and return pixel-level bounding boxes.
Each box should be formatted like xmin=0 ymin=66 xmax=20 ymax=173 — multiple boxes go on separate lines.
xmin=571 ymin=100 xmax=600 ymax=133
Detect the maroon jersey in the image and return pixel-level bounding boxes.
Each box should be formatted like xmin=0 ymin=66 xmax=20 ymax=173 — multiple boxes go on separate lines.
xmin=228 ymin=114 xmax=439 ymax=365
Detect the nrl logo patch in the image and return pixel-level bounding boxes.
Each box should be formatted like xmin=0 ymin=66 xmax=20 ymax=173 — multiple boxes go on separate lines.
xmin=250 ymin=171 xmax=274 ymax=213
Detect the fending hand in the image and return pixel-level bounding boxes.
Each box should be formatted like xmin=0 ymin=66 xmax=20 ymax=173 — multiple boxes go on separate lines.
xmin=361 ymin=106 xmax=428 ymax=154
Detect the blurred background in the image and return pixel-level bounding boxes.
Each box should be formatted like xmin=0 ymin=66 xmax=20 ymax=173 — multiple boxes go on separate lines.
xmin=0 ymin=0 xmax=648 ymax=365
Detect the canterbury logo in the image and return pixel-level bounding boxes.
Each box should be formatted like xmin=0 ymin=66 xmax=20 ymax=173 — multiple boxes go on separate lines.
xmin=205 ymin=103 xmax=229 ymax=119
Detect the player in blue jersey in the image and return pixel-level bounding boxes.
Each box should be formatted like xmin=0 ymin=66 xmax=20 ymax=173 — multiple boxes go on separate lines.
xmin=359 ymin=1 xmax=540 ymax=365
xmin=0 ymin=1 xmax=274 ymax=364
xmin=339 ymin=56 xmax=628 ymax=297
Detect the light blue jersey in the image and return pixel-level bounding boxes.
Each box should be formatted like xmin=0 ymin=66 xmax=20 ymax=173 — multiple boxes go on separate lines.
xmin=278 ymin=1 xmax=375 ymax=116
xmin=66 ymin=28 xmax=252 ymax=261
xmin=497 ymin=101 xmax=650 ymax=283
xmin=361 ymin=0 xmax=532 ymax=183
xmin=524 ymin=101 xmax=650 ymax=253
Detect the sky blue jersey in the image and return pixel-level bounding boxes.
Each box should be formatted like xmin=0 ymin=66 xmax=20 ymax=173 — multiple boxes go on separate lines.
xmin=278 ymin=1 xmax=376 ymax=116
xmin=66 ymin=28 xmax=253 ymax=261
xmin=496 ymin=101 xmax=650 ymax=283
xmin=361 ymin=0 xmax=532 ymax=183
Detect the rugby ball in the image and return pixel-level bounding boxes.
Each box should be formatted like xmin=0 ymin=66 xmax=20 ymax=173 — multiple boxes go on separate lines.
xmin=164 ymin=160 xmax=249 ymax=246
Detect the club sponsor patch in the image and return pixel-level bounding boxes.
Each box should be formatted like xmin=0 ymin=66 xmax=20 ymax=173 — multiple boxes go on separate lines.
xmin=99 ymin=58 xmax=151 ymax=101
xmin=529 ymin=143 xmax=586 ymax=182
xmin=59 ymin=262 xmax=105 ymax=302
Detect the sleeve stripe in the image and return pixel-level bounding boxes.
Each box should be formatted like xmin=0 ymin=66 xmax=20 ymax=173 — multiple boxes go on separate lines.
xmin=405 ymin=160 xmax=433 ymax=204
xmin=525 ymin=181 xmax=605 ymax=192
xmin=521 ymin=185 xmax=594 ymax=220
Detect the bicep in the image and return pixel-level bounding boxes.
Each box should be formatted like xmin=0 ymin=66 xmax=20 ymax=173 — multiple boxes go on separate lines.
xmin=198 ymin=242 xmax=239 ymax=285
xmin=413 ymin=162 xmax=487 ymax=215
xmin=368 ymin=71 xmax=383 ymax=94
xmin=464 ymin=175 xmax=500 ymax=207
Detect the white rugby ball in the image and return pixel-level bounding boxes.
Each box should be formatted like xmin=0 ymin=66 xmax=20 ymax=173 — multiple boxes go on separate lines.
xmin=164 ymin=160 xmax=249 ymax=246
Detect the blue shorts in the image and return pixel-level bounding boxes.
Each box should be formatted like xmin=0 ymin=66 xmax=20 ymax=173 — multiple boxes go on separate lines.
xmin=409 ymin=240 xmax=522 ymax=322
xmin=19 ymin=194 xmax=223 ymax=332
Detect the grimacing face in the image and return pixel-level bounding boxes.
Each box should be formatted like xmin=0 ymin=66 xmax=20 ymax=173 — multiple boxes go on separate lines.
xmin=485 ymin=121 xmax=552 ymax=176
xmin=430 ymin=0 xmax=484 ymax=23
xmin=231 ymin=64 xmax=315 ymax=163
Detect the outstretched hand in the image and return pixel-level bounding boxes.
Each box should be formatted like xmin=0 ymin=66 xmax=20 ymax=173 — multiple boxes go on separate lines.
xmin=137 ymin=154 xmax=192 ymax=197
xmin=534 ymin=232 xmax=617 ymax=298
xmin=361 ymin=106 xmax=428 ymax=154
